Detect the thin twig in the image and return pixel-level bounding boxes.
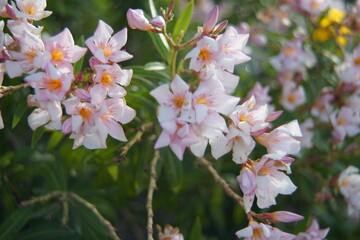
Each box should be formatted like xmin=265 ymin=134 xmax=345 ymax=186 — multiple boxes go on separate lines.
xmin=197 ymin=157 xmax=244 ymax=208
xmin=119 ymin=122 xmax=152 ymax=158
xmin=0 ymin=83 xmax=29 ymax=96
xmin=146 ymin=150 xmax=160 ymax=240
xmin=20 ymin=191 xmax=64 ymax=206
xmin=69 ymin=192 xmax=121 ymax=240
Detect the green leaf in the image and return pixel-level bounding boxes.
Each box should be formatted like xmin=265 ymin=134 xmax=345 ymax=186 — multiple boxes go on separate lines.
xmin=0 ymin=206 xmax=33 ymax=240
xmin=162 ymin=148 xmax=183 ymax=193
xmin=47 ymin=131 xmax=65 ymax=151
xmin=148 ymin=32 xmax=169 ymax=61
xmin=18 ymin=229 xmax=79 ymax=240
xmin=73 ymin=35 xmax=85 ymax=75
xmin=31 ymin=125 xmax=45 ymax=148
xmin=173 ymin=1 xmax=194 ymax=39
xmin=148 ymin=0 xmax=157 ymax=17
xmin=12 ymin=99 xmax=28 ymax=129
xmin=189 ymin=217 xmax=202 ymax=240
xmin=144 ymin=61 xmax=167 ymax=71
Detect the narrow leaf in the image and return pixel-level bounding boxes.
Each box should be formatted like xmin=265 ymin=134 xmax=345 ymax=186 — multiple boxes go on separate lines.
xmin=148 ymin=32 xmax=169 ymax=60
xmin=46 ymin=131 xmax=65 ymax=151
xmin=12 ymin=99 xmax=28 ymax=129
xmin=162 ymin=148 xmax=183 ymax=193
xmin=148 ymin=0 xmax=157 ymax=17
xmin=189 ymin=217 xmax=202 ymax=240
xmin=31 ymin=125 xmax=45 ymax=148
xmin=144 ymin=61 xmax=167 ymax=71
xmin=173 ymin=1 xmax=194 ymax=38
xmin=0 ymin=206 xmax=33 ymax=240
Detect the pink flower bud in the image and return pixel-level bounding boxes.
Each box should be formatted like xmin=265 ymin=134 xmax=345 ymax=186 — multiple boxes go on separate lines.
xmin=168 ymin=0 xmax=175 ymax=11
xmin=62 ymin=118 xmax=72 ymax=134
xmin=237 ymin=22 xmax=250 ymax=34
xmin=266 ymin=110 xmax=283 ymax=122
xmin=126 ymin=9 xmax=152 ymax=31
xmin=237 ymin=167 xmax=257 ymax=195
xmin=203 ymin=5 xmax=219 ymax=34
xmin=260 ymin=211 xmax=304 ymax=223
xmin=150 ymin=16 xmax=166 ymax=29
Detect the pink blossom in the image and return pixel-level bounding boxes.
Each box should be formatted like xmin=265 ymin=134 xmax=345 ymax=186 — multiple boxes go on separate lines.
xmin=294 ymin=219 xmax=329 ymax=240
xmin=150 ymin=75 xmax=193 ymax=123
xmin=126 ymin=9 xmax=152 ymax=31
xmin=311 ymin=90 xmax=334 ymax=122
xmin=299 ymin=118 xmax=314 ymax=149
xmin=43 ymin=28 xmax=87 ymax=69
xmin=12 ymin=0 xmax=52 ymax=21
xmin=27 ymin=99 xmax=62 ymax=130
xmin=6 ymin=19 xmax=43 ymax=38
xmin=154 ymin=120 xmax=199 ymax=160
xmin=150 ymin=16 xmax=165 ymax=29
xmin=5 ymin=30 xmax=44 ymax=78
xmin=239 ymin=154 xmax=297 ymax=212
xmin=338 ymin=165 xmax=360 ymax=217
xmin=202 ymin=6 xmax=219 ymax=34
xmin=330 ymin=106 xmax=360 ymax=142
xmin=25 ymin=65 xmax=72 ymax=101
xmin=255 ymin=120 xmax=302 ymax=157
xmin=216 ymin=26 xmax=250 ymax=72
xmin=85 ymin=20 xmax=132 ymax=64
xmin=199 ymin=67 xmax=239 ymax=94
xmin=297 ymin=0 xmax=329 ymax=15
xmin=258 ymin=211 xmax=304 ymax=223
xmin=270 ymin=37 xmax=316 ymax=74
xmin=335 ymin=44 xmax=360 ymax=85
xmin=185 ymin=36 xmax=219 ymax=72
xmin=280 ymin=81 xmax=306 ymax=111
xmin=236 ymin=221 xmax=296 ymax=240
xmin=247 ymin=83 xmax=272 ymax=107
xmin=90 ymin=64 xmax=132 ymax=103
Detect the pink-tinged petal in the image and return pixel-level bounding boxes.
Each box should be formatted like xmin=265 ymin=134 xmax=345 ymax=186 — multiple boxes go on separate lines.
xmin=75 ymin=89 xmax=92 ymax=101
xmin=190 ymin=138 xmax=208 ymax=157
xmin=0 ymin=110 xmax=4 ymax=129
xmin=109 ymin=50 xmax=133 ymax=63
xmin=150 ymin=16 xmax=165 ymax=28
xmin=266 ymin=110 xmax=283 ymax=122
xmin=109 ymin=28 xmax=127 ymax=50
xmin=118 ymin=106 xmax=136 ymax=124
xmin=83 ymin=132 xmax=107 ymax=149
xmin=70 ymin=133 xmax=83 ymax=149
xmin=184 ymin=47 xmax=200 ymax=59
xmin=46 ymin=101 xmax=62 ymax=122
xmin=195 ymin=104 xmax=208 ymax=123
xmin=154 ymin=131 xmax=171 ymax=148
xmin=171 ymin=75 xmax=189 ymax=94
xmin=90 ymin=84 xmax=107 ymax=104
xmin=170 ymin=143 xmax=186 ymax=160
xmin=150 ymin=84 xmax=173 ymax=105
xmin=118 ymin=68 xmax=132 ymax=86
xmin=62 ymin=118 xmax=72 ymax=134
xmin=203 ymin=6 xmax=219 ymax=34
xmin=235 ymin=225 xmax=253 ymax=238
xmin=103 ymin=118 xmax=127 ymax=142
xmin=94 ymin=20 xmax=113 ymax=41
xmin=28 ymin=108 xmax=50 ymax=130
xmin=108 ymin=84 xmax=127 ymax=98
xmin=243 ymin=194 xmax=254 ymax=213
xmin=93 ymin=48 xmax=108 ymax=63
xmin=266 ymin=211 xmax=304 ymax=223
xmin=160 ymin=120 xmax=178 ymax=135
xmin=158 ymin=106 xmax=177 ymax=122
xmin=62 ymin=97 xmax=80 ymax=115
xmin=72 ymin=115 xmax=83 ymax=132
xmin=209 ymin=133 xmax=232 ymax=159
xmin=68 ymin=45 xmax=87 ymax=63
xmin=5 ymin=60 xmax=24 ymax=78
xmin=238 ymin=167 xmax=257 ymax=195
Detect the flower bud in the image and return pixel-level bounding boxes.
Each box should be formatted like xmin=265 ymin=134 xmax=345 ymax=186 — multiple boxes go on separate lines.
xmin=150 ymin=16 xmax=166 ymax=29
xmin=126 ymin=9 xmax=152 ymax=31
xmin=203 ymin=5 xmax=219 ymax=34
xmin=260 ymin=211 xmax=304 ymax=223
xmin=237 ymin=166 xmax=257 ymax=195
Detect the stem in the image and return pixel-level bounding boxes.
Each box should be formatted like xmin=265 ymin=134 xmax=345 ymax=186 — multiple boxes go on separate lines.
xmin=117 ymin=122 xmax=152 ymax=160
xmin=197 ymin=157 xmax=244 ymax=208
xmin=61 ymin=199 xmax=69 ymax=227
xmin=146 ymin=150 xmax=160 ymax=240
xmin=169 ymin=48 xmax=179 ymax=79
xmin=69 ymin=192 xmax=121 ymax=240
xmin=0 ymin=83 xmax=30 ymax=96
xmin=20 ymin=191 xmax=63 ymax=206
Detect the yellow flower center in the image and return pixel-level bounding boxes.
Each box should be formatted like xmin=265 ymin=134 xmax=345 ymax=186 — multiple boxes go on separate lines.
xmin=253 ymin=227 xmax=264 ymax=238
xmin=283 ymin=47 xmax=294 ymax=56
xmin=311 ymin=1 xmax=319 ymax=10
xmin=103 ymin=46 xmax=112 ymax=57
xmin=100 ymin=74 xmax=113 ymax=86
xmin=354 ymin=57 xmax=360 ymax=65
xmin=239 ymin=115 xmax=250 ymax=123
xmin=196 ymin=97 xmax=209 ymax=105
xmin=51 ymin=50 xmax=65 ymax=62
xmin=288 ymin=95 xmax=296 ymax=103
xmin=173 ymin=96 xmax=185 ymax=109
xmin=26 ymin=50 xmax=37 ymax=63
xmin=258 ymin=166 xmax=270 ymax=176
xmin=47 ymin=79 xmax=62 ymax=91
xmin=79 ymin=108 xmax=92 ymax=122
xmin=24 ymin=4 xmax=36 ymax=16
xmin=199 ymin=48 xmax=211 ymax=63
xmin=337 ymin=119 xmax=345 ymax=125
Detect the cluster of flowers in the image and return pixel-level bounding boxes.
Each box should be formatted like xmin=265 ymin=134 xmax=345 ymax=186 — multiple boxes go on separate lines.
xmin=127 ymin=4 xmax=330 ymax=239
xmin=0 ymin=0 xmax=135 ymax=149
xmin=239 ymin=0 xmax=360 ymax=220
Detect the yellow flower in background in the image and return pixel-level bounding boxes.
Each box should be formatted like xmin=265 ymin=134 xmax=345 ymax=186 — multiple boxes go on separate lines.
xmin=313 ymin=8 xmax=352 ymax=46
